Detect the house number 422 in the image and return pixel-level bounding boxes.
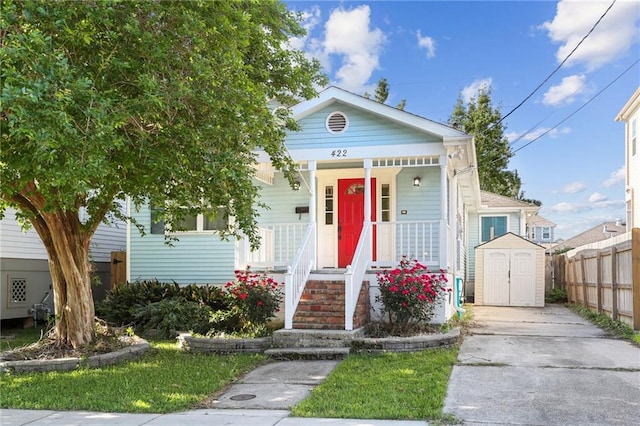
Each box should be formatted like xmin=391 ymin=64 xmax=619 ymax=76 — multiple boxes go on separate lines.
xmin=331 ymin=149 xmax=347 ymax=157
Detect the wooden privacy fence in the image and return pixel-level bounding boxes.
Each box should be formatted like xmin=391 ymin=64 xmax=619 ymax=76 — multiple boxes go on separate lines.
xmin=562 ymin=228 xmax=640 ymax=330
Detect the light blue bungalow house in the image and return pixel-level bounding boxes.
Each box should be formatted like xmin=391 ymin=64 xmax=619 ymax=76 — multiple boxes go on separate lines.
xmin=127 ymin=86 xmax=483 ymax=330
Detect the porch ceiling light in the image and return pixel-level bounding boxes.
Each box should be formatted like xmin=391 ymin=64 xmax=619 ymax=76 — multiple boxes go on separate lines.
xmin=293 ymin=180 xmax=301 ymax=191
xmin=413 ymin=176 xmax=421 ymax=187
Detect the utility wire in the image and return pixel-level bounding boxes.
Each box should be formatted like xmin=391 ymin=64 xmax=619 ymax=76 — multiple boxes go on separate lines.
xmin=510 ymin=58 xmax=639 ymax=156
xmin=497 ymin=0 xmax=617 ymax=124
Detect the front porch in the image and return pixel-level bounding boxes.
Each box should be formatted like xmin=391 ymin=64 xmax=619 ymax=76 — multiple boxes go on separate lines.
xmin=236 ymin=219 xmax=452 ymax=332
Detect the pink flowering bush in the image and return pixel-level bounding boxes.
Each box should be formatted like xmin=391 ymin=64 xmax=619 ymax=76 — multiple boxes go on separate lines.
xmin=375 ymin=256 xmax=450 ymax=332
xmin=218 ymin=267 xmax=283 ymax=336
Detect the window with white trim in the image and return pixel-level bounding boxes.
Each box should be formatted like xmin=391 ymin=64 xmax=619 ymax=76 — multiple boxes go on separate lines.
xmin=481 ymin=216 xmax=507 ymax=242
xmin=151 ymin=205 xmax=227 ymax=234
xmin=325 ymin=186 xmax=334 ymax=225
xmin=381 ymin=184 xmax=391 ymax=222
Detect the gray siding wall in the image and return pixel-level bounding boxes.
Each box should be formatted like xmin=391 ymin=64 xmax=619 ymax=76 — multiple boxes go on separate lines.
xmin=1 ymin=208 xmax=125 ymax=263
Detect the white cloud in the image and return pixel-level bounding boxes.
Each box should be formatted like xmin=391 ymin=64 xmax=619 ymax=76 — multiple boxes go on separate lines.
xmin=507 ymin=126 xmax=571 ymax=143
xmin=542 ymin=74 xmax=587 ymax=106
xmin=461 ymin=78 xmax=492 ymax=104
xmin=602 ymin=165 xmax=625 ymax=187
xmin=588 ymin=192 xmax=607 ymax=203
xmin=323 ymin=5 xmax=387 ymax=93
xmin=549 ymin=198 xmax=625 ymax=214
xmin=541 ymin=0 xmax=640 ymax=71
xmin=562 ymin=181 xmax=587 ymax=194
xmin=416 ymin=30 xmax=436 ymax=58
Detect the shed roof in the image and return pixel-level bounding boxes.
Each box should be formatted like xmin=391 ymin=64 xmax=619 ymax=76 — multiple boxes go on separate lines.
xmin=476 ymin=232 xmax=544 ymax=250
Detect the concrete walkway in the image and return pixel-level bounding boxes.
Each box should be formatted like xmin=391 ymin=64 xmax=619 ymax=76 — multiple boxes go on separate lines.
xmin=444 ymin=304 xmax=640 ymax=425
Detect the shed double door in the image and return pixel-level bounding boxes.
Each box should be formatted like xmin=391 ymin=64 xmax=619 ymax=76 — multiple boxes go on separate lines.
xmin=483 ymin=249 xmax=536 ymax=306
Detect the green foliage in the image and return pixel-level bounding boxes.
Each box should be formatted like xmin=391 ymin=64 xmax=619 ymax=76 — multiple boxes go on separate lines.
xmin=219 ymin=268 xmax=284 ymax=336
xmin=134 ymin=298 xmax=213 ymax=338
xmin=545 ymin=287 xmax=568 ymax=304
xmin=95 ymin=281 xmax=227 ymax=327
xmin=375 ymin=256 xmax=451 ymax=333
xmin=568 ymin=304 xmax=638 ymax=344
xmin=1 ymin=0 xmax=326 ymax=246
xmin=0 ymin=341 xmax=265 ymax=413
xmin=449 ymin=87 xmax=521 ymax=198
xmin=363 ymin=78 xmax=406 ymax=110
xmin=0 ymin=0 xmax=326 ymax=346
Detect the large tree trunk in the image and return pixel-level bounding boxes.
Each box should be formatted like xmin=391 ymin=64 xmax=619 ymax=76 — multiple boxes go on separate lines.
xmin=45 ymin=216 xmax=95 ymax=349
xmin=25 ymin=201 xmax=96 ymax=349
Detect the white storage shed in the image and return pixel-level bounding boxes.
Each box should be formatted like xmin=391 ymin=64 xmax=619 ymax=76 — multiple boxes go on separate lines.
xmin=474 ymin=232 xmax=545 ymax=307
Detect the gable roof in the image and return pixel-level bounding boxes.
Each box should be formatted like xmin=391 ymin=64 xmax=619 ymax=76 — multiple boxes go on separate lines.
xmin=475 ymin=231 xmax=543 ymax=249
xmin=615 ymin=86 xmax=640 ymax=122
xmin=291 ymin=86 xmax=470 ymax=143
xmin=480 ymin=191 xmax=539 ymax=210
xmin=527 ymin=214 xmax=556 ymax=227
xmin=552 ymin=221 xmax=627 ymax=252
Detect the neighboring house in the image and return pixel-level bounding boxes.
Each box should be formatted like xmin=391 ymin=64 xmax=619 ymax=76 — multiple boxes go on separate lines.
xmin=615 ymin=86 xmax=640 ymax=231
xmin=551 ymin=220 xmax=627 ymax=253
xmin=526 ymin=214 xmax=556 ymax=248
xmin=0 ymin=208 xmax=126 ymax=321
xmin=465 ymin=191 xmax=540 ymax=302
xmin=127 ymin=86 xmax=482 ymax=329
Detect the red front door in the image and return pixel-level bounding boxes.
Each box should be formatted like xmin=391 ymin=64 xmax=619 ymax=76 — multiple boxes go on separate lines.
xmin=337 ymin=178 xmax=376 ymax=268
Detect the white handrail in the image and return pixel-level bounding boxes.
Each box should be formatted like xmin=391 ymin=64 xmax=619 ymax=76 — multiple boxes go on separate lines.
xmin=344 ymin=222 xmax=372 ymax=331
xmin=284 ymin=222 xmax=316 ymax=329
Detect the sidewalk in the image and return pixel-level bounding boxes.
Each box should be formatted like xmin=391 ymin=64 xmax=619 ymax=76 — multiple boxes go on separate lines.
xmin=0 ymin=409 xmax=430 ymax=426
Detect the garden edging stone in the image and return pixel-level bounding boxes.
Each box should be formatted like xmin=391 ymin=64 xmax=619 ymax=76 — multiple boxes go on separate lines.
xmin=0 ymin=336 xmax=149 ymax=374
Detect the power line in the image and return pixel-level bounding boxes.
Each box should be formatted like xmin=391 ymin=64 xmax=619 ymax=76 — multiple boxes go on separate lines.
xmin=497 ymin=0 xmax=617 ymax=124
xmin=510 ymin=58 xmax=639 ymax=156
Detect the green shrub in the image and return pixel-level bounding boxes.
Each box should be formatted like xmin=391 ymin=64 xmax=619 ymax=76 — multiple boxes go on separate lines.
xmin=96 ymin=280 xmax=229 ymax=327
xmin=375 ymin=256 xmax=450 ymax=334
xmin=221 ymin=268 xmax=283 ymax=336
xmin=545 ymin=287 xmax=568 ymax=304
xmin=134 ymin=298 xmax=213 ymax=338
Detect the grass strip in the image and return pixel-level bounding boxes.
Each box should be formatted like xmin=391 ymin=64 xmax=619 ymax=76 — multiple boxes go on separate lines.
xmin=292 ymin=347 xmax=458 ymax=421
xmin=0 ymin=341 xmax=265 ymax=413
xmin=567 ymin=303 xmax=640 ymax=346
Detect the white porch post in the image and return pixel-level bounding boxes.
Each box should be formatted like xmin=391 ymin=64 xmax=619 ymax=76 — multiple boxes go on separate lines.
xmin=364 ymin=159 xmax=372 ymax=223
xmin=309 ymin=160 xmax=317 ymax=269
xmin=439 ymin=155 xmax=448 ymax=270
xmin=451 ymin=170 xmax=459 ymax=272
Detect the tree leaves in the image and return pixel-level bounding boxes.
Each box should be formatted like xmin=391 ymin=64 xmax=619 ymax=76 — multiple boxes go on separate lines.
xmin=449 ymin=87 xmax=521 ymax=198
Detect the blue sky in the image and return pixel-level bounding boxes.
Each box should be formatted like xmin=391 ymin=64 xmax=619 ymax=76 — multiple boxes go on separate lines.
xmin=285 ymin=0 xmax=640 ymax=241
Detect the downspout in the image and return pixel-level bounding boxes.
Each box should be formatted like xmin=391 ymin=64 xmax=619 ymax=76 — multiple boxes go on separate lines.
xmin=454 ymin=277 xmax=466 ymax=318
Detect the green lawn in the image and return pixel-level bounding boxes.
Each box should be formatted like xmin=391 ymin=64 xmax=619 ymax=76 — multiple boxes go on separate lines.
xmin=0 ymin=340 xmax=265 ymax=413
xmin=292 ymin=347 xmax=459 ymax=421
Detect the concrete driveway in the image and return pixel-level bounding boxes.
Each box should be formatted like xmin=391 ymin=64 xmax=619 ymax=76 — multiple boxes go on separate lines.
xmin=444 ymin=305 xmax=640 ymax=426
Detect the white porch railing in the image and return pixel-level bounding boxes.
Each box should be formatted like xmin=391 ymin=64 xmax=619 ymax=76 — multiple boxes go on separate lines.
xmin=345 ymin=222 xmax=372 ymax=330
xmin=238 ymin=222 xmax=309 ymax=269
xmin=284 ymin=223 xmax=316 ymax=329
xmin=371 ymin=220 xmax=439 ymax=268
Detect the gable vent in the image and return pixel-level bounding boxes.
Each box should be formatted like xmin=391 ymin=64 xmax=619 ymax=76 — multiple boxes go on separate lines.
xmin=326 ymin=111 xmax=349 ymax=134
